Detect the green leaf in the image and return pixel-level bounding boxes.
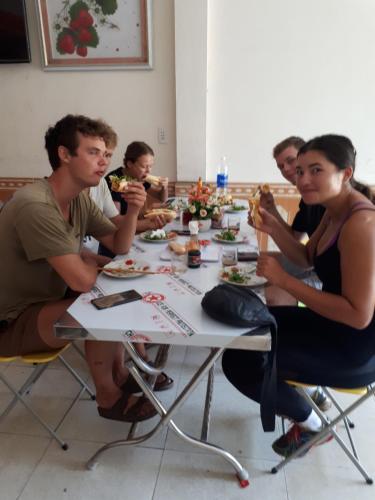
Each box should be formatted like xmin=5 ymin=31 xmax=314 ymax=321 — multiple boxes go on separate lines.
xmin=85 ymin=26 xmax=99 ymax=48
xmin=69 ymin=1 xmax=90 ymax=20
xmin=96 ymin=0 xmax=118 ymax=16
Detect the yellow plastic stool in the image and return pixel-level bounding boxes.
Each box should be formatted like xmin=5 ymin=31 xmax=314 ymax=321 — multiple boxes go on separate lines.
xmin=0 ymin=344 xmax=95 ymax=450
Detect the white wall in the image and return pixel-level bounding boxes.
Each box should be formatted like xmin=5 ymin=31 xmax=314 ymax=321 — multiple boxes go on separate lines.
xmin=0 ymin=0 xmax=176 ymax=179
xmin=176 ymin=0 xmax=375 ymax=185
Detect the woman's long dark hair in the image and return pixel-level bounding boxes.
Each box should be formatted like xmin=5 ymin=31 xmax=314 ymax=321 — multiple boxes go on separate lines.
xmin=298 ymin=134 xmax=374 ymax=203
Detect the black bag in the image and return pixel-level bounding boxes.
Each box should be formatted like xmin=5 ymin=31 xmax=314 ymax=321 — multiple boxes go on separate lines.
xmin=201 ymin=283 xmax=277 ymax=432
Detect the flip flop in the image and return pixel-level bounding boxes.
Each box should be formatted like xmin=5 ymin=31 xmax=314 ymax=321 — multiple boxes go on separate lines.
xmin=121 ymin=371 xmax=174 ymax=393
xmin=154 ymin=372 xmax=174 ymax=391
xmin=97 ymin=392 xmax=157 ymax=422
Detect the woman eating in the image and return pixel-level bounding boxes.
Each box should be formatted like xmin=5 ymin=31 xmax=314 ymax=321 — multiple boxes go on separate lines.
xmin=222 ymin=134 xmax=375 ymax=457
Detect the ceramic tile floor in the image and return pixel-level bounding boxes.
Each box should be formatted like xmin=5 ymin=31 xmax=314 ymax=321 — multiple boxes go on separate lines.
xmin=0 ymin=344 xmax=374 ymax=500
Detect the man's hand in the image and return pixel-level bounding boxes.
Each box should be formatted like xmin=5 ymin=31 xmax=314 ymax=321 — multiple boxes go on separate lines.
xmin=256 ymin=254 xmax=289 ymax=288
xmin=121 ymin=182 xmax=146 ymax=210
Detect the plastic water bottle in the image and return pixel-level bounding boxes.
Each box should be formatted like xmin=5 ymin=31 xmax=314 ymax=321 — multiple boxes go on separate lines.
xmin=216 ymin=156 xmax=228 ymax=195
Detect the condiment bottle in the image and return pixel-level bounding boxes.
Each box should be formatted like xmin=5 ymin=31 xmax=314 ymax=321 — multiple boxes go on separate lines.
xmin=188 ymin=220 xmax=201 ymax=267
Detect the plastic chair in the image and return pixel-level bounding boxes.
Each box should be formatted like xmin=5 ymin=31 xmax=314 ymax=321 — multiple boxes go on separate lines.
xmin=271 ymin=356 xmax=375 ymax=485
xmin=0 ymin=344 xmax=95 ymax=450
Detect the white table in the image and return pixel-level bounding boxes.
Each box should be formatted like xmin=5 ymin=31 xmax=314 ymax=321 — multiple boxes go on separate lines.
xmin=55 ymin=216 xmax=271 ymax=488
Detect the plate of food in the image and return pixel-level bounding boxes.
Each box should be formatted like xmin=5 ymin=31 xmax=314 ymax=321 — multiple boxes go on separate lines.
xmin=219 ymin=265 xmax=267 ymax=287
xmin=140 ymin=229 xmax=178 ymax=243
xmin=225 ymin=204 xmax=248 ymax=213
xmin=212 ymin=230 xmax=246 ymax=244
xmin=102 ymin=259 xmax=151 ymax=278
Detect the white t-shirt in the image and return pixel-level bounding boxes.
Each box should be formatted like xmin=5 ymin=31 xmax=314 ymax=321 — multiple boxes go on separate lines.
xmin=84 ymin=179 xmax=119 ymax=252
xmin=89 ymin=179 xmax=119 ymax=218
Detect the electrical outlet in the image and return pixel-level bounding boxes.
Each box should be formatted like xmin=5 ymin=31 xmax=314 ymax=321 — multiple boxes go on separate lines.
xmin=158 ymin=127 xmax=167 ymax=144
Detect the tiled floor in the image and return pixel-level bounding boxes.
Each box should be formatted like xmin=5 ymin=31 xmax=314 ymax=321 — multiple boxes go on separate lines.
xmin=0 ymin=344 xmax=374 ymax=500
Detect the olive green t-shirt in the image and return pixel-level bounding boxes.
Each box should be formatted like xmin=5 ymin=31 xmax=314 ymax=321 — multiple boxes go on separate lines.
xmin=0 ymin=179 xmax=116 ymax=320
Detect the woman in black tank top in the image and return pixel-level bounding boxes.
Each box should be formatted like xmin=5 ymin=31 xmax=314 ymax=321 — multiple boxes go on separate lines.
xmin=222 ymin=134 xmax=375 ymax=458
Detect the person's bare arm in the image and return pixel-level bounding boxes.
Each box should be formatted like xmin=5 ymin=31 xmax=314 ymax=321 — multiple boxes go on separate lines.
xmin=251 ymin=206 xmax=311 ymax=267
xmin=97 ymin=183 xmax=145 ymax=254
xmin=148 ymin=177 xmax=169 ymax=203
xmin=136 ymin=214 xmax=168 ymax=233
xmin=80 ymin=247 xmax=112 ymax=267
xmin=47 ymin=254 xmax=98 ymax=293
xmin=258 ymin=212 xmax=375 ymax=329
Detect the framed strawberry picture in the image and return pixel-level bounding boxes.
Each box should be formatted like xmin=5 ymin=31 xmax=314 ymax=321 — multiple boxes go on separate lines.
xmin=36 ymin=0 xmax=152 ymax=70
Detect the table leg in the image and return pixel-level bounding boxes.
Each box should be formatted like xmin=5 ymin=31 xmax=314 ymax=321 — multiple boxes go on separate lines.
xmin=86 ymin=346 xmax=249 ymax=487
xmin=201 ymin=351 xmax=215 ymax=441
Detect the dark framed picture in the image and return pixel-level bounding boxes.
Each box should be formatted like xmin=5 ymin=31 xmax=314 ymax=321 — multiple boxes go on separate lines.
xmin=0 ymin=0 xmax=31 ymax=63
xmin=36 ymin=0 xmax=152 ymax=71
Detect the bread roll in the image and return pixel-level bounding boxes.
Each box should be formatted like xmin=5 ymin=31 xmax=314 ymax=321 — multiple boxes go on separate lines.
xmin=144 ymin=209 xmax=177 ymax=223
xmin=145 ymin=174 xmax=161 ymax=186
xmin=168 ymin=241 xmax=186 ymax=255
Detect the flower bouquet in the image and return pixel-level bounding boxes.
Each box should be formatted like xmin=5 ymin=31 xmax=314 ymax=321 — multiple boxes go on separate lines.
xmin=183 ymin=178 xmax=222 ymax=231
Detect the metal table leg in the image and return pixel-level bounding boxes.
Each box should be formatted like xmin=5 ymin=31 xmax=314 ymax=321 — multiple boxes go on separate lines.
xmin=86 ymin=346 xmax=250 ymax=488
xmin=201 ymin=350 xmax=215 ymax=441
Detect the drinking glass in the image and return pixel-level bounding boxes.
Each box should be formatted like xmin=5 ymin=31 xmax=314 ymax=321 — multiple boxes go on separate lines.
xmin=221 ymin=247 xmax=238 ymax=267
xmin=171 ymin=252 xmax=188 ymax=275
xmin=227 ymin=215 xmax=241 ymax=233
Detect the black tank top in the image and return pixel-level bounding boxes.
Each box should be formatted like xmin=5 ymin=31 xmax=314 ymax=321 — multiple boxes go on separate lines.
xmin=314 ymin=202 xmax=375 ymax=294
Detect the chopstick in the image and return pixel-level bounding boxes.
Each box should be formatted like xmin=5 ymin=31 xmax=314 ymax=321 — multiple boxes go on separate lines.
xmin=97 ymin=267 xmax=166 ymax=275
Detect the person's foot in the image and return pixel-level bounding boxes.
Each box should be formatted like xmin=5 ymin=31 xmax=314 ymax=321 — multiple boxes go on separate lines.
xmin=97 ymin=392 xmax=157 ymax=422
xmin=310 ymin=387 xmax=332 ymax=412
xmin=120 ymin=371 xmax=174 ymax=393
xmin=272 ymin=423 xmax=333 ymax=458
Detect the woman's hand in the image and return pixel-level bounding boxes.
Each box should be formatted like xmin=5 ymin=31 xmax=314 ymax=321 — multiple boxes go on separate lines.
xmin=256 ymin=254 xmax=289 ymax=288
xmin=159 ymin=177 xmax=169 ymax=190
xmin=248 ymin=206 xmax=277 ymax=235
xmin=259 ymin=191 xmax=276 ymax=212
xmin=121 ymin=182 xmax=147 ymax=210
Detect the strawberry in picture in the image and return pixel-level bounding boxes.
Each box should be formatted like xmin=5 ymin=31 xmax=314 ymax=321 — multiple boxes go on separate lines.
xmin=76 ymin=9 xmax=94 ymax=28
xmin=76 ymin=46 xmax=88 ymax=57
xmin=78 ymin=28 xmax=92 ymax=44
xmin=58 ymin=33 xmax=75 ymax=54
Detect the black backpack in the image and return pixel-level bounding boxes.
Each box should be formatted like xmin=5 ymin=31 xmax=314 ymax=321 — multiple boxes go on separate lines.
xmin=201 ymin=283 xmax=277 ymax=432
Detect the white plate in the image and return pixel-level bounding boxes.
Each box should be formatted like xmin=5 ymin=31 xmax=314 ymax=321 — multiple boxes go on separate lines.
xmin=139 ymin=231 xmax=177 ymax=244
xmin=219 ymin=265 xmax=267 ymax=287
xmin=212 ymin=233 xmax=246 ymax=244
xmin=225 ymin=206 xmax=248 ymax=213
xmin=102 ymin=259 xmax=150 ymax=278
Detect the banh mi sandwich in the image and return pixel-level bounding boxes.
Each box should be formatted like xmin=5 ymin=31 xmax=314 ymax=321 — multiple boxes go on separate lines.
xmin=109 ymin=174 xmax=137 ymax=192
xmin=252 ymin=183 xmax=270 ymax=197
xmin=248 ymin=198 xmax=262 ymax=226
xmin=145 ymin=174 xmax=162 ymax=186
xmin=143 ymin=208 xmax=177 ymax=223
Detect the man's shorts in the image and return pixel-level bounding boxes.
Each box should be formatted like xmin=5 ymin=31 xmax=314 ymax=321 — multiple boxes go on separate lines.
xmin=0 ymin=303 xmax=53 ymax=357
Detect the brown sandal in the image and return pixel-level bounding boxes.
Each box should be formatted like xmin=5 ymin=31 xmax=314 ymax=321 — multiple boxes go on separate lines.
xmin=121 ymin=371 xmax=174 ymax=393
xmin=97 ymin=392 xmax=157 ymax=422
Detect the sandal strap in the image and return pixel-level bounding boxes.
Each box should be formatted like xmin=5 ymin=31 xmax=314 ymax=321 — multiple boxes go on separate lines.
xmin=97 ymin=393 xmax=157 ymax=422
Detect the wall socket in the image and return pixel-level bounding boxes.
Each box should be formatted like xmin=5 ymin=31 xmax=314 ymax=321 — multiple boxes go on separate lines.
xmin=158 ymin=127 xmax=167 ymax=144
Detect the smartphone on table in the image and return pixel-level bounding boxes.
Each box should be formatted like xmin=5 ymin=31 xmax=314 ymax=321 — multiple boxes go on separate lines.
xmin=91 ymin=290 xmax=142 ymax=310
